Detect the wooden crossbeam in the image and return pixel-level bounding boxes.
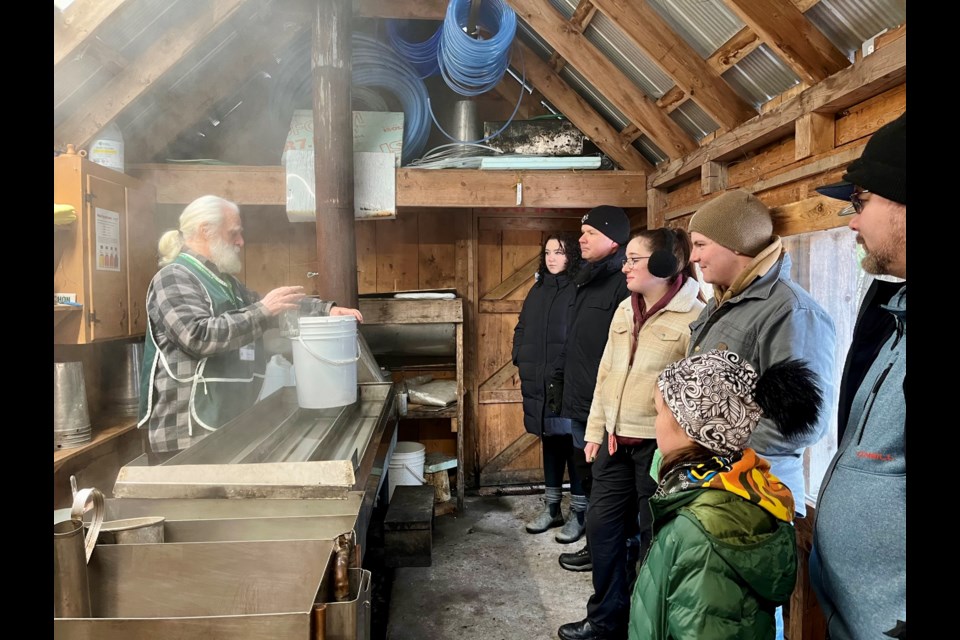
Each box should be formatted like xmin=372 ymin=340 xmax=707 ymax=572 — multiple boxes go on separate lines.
xmin=479 ymin=433 xmax=539 ymax=474
xmin=651 ymin=36 xmax=905 ymax=188
xmin=724 ymin=0 xmax=849 ymax=86
xmin=482 ymin=255 xmax=539 ymax=300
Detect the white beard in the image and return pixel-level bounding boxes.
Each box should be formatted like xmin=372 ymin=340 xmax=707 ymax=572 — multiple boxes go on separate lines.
xmin=209 ymin=237 xmax=243 ymax=274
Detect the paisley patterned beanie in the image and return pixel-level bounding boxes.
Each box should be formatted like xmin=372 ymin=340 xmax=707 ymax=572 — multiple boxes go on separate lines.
xmin=657 ymin=349 xmax=763 ymax=456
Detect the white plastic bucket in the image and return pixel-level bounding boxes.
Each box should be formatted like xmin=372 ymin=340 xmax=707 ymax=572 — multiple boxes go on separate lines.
xmin=290 ymin=315 xmax=359 ymax=408
xmin=388 ymin=441 xmax=426 ymax=500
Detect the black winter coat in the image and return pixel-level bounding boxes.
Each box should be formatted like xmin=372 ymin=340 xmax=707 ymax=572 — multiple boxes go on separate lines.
xmin=512 ymin=272 xmax=576 ymax=437
xmin=556 ymin=248 xmax=629 ymax=424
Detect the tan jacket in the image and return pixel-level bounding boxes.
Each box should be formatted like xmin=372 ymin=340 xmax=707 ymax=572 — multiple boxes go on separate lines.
xmin=585 ymin=277 xmax=705 ymax=444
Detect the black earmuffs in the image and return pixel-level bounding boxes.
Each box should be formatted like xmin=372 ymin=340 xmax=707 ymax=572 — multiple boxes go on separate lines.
xmin=647 ymin=228 xmax=679 ymax=279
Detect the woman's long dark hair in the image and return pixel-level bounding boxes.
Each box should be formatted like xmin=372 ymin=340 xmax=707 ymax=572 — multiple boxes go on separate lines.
xmin=536 ymin=232 xmax=582 ymax=283
xmin=633 ymin=227 xmax=705 ymax=302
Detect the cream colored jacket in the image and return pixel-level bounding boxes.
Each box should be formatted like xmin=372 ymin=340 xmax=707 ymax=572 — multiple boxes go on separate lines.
xmin=585 ymin=277 xmax=705 ymax=444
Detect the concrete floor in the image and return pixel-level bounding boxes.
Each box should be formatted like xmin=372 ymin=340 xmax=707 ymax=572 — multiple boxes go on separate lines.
xmin=386 ymin=493 xmax=594 ymax=640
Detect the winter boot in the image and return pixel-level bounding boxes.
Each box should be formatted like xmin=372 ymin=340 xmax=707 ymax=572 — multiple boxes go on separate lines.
xmin=526 ymin=487 xmax=564 ymax=533
xmin=555 ymin=494 xmax=587 ymax=543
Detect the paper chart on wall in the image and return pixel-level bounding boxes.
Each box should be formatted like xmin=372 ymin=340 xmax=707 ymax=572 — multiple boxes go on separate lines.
xmin=95 ymin=208 xmax=121 ymax=272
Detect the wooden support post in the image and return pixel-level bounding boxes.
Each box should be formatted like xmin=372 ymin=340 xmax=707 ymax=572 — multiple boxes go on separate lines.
xmin=795 ymin=112 xmax=836 ymax=161
xmin=701 ymin=161 xmax=728 ymax=195
xmin=312 ymin=0 xmax=358 ymax=309
xmin=647 ymin=187 xmax=668 ymax=230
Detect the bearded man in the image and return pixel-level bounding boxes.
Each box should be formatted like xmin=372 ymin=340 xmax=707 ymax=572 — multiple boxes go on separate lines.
xmin=138 ymin=195 xmax=362 ymax=462
xmin=811 ymin=112 xmax=907 ymax=640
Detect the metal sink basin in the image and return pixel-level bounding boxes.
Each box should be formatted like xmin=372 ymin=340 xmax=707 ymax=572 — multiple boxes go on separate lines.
xmin=54 ymin=538 xmax=334 ymax=639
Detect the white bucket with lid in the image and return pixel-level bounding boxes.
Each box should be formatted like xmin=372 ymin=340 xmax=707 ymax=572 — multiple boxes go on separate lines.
xmin=388 ymin=441 xmax=426 ymax=500
xmin=290 ymin=315 xmax=359 ymax=408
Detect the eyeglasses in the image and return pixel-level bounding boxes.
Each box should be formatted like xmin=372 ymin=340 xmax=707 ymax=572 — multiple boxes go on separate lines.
xmin=839 ymin=190 xmax=872 ymax=216
xmin=621 ymin=256 xmax=651 ymax=269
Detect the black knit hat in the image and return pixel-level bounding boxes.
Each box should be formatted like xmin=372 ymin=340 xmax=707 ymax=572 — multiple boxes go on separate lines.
xmin=817 ymin=112 xmax=906 ymax=206
xmin=581 ymin=205 xmax=630 ymax=245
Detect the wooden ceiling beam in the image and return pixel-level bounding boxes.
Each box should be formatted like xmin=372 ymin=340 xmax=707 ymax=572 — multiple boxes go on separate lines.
xmin=723 ymin=0 xmax=849 ymax=85
xmin=590 ymin=0 xmax=754 ymax=132
xmin=513 ymin=42 xmax=653 ymax=172
xmin=507 ymin=0 xmax=697 ymax=160
xmin=127 ymin=20 xmax=305 ymax=162
xmin=54 ymin=0 xmax=249 ymax=150
xmin=651 ymin=35 xmax=905 ymax=188
xmin=54 ymin=0 xmax=130 ymax=70
xmin=569 ymin=0 xmax=599 ymax=33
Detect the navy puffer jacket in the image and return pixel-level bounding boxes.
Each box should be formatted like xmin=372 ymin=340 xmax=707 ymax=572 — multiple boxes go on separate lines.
xmin=512 ymin=272 xmax=576 ymax=437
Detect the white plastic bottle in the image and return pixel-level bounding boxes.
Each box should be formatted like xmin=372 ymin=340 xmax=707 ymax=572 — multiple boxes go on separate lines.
xmin=89 ymin=122 xmax=125 ymax=173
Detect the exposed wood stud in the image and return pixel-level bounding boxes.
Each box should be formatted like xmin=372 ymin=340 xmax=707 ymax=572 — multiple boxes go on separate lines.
xmin=656 ymin=86 xmax=686 ymax=113
xmin=547 ymin=52 xmax=567 ymax=74
xmin=795 ymin=112 xmax=836 ymax=161
xmin=54 ymin=0 xmax=129 ymax=69
xmin=701 ymin=161 xmax=728 ymax=195
xmin=618 ymin=124 xmax=643 ymax=147
xmin=646 ymin=188 xmax=668 ymax=230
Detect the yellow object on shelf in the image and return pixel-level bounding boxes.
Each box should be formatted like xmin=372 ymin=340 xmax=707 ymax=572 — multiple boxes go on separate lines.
xmin=54 ymin=203 xmax=76 ymax=225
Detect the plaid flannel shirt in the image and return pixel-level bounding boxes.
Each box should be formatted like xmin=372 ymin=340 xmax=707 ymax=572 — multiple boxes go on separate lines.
xmin=140 ymin=249 xmax=334 ymax=452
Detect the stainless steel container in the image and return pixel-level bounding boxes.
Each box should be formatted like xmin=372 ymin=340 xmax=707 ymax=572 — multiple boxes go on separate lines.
xmin=96 ymin=517 xmax=165 ymax=545
xmin=54 ymin=362 xmax=91 ymax=450
xmin=102 ymin=342 xmax=143 ymax=416
xmin=54 ymin=519 xmax=92 ymax=618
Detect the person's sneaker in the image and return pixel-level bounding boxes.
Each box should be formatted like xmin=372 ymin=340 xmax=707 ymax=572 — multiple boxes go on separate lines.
xmin=555 ymin=514 xmax=586 ymax=543
xmin=525 ymin=508 xmax=564 ymax=534
xmin=559 ymin=544 xmax=592 ymax=571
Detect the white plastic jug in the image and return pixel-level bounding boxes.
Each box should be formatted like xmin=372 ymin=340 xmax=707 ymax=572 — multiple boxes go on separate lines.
xmin=290 ymin=316 xmax=359 ymax=408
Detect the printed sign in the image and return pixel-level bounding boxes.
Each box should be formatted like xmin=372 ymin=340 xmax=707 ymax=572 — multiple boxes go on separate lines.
xmin=95 ymin=208 xmax=121 ymax=272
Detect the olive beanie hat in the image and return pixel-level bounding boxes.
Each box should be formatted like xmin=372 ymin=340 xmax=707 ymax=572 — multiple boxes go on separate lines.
xmin=688 ymin=189 xmax=773 ymax=257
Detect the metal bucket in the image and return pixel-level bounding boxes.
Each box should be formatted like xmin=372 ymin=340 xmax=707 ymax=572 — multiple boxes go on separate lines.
xmin=96 ymin=517 xmax=165 ymax=545
xmin=102 ymin=342 xmax=143 ymax=416
xmin=54 ymin=362 xmax=91 ymax=450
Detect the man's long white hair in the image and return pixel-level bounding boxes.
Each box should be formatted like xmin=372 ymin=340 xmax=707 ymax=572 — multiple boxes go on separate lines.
xmin=157 ymin=195 xmax=239 ymax=267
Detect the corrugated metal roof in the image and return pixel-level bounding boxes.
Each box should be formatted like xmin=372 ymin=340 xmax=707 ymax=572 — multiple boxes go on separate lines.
xmin=671 ymin=101 xmax=719 ymax=142
xmin=805 ymin=0 xmax=906 ymax=58
xmin=646 ymin=0 xmax=744 ymax=59
xmin=584 ymin=12 xmax=675 ymax=100
xmin=723 ymin=44 xmax=802 ymax=109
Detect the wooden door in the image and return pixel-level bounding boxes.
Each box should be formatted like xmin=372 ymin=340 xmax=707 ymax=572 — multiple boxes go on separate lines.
xmin=85 ymin=174 xmax=129 ymax=341
xmin=475 ymin=214 xmax=581 ymax=486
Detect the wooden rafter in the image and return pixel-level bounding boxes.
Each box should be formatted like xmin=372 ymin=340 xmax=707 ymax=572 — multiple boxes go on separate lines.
xmin=590 ymin=0 xmax=755 ymax=132
xmin=54 ymin=0 xmax=130 ymax=69
xmin=723 ymin=0 xmax=849 ymax=86
xmin=512 ymin=42 xmax=653 ymax=172
xmin=493 ymin=76 xmax=550 ymax=121
xmin=651 ymin=35 xmax=905 ymax=188
xmin=355 ymin=0 xmax=448 ymax=20
xmin=506 ymin=0 xmax=697 ymax=160
xmin=127 ymin=20 xmax=305 ymax=161
xmin=54 ymin=0 xmax=249 ymax=150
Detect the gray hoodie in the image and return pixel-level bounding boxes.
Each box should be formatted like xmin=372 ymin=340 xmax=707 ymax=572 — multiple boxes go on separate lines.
xmin=811 ymin=285 xmax=906 ymax=640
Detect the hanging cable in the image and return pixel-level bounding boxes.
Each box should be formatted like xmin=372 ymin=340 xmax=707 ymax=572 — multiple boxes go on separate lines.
xmin=352 ymin=34 xmax=432 ymax=165
xmin=387 ymin=20 xmax=442 ymax=79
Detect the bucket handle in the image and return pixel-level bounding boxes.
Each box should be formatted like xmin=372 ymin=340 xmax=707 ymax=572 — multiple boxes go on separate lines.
xmin=402 ymin=462 xmax=425 ymax=484
xmin=70 ymin=486 xmax=104 ymax=564
xmin=296 ymin=335 xmax=361 ymax=366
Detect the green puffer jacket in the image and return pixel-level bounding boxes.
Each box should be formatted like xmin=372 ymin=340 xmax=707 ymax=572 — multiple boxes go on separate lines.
xmin=628 ymin=452 xmax=798 ymax=640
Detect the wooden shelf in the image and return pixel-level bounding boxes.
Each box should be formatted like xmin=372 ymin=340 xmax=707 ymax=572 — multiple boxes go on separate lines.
xmin=402 ymin=404 xmax=458 ymax=420
xmin=54 ymin=413 xmax=138 ymax=472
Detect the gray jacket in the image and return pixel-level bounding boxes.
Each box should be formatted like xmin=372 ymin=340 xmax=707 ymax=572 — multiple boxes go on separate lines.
xmin=810 ymin=285 xmax=906 ymax=640
xmin=688 ymin=252 xmax=836 ymax=516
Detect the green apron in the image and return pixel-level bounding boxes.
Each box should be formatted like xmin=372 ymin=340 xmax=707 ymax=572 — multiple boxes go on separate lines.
xmin=138 ymin=253 xmax=266 ymax=436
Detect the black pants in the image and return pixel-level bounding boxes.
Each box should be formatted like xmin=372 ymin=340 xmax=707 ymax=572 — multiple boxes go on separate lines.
xmin=585 ymin=437 xmax=658 ymax=633
xmin=543 ymin=434 xmax=583 ymax=495
xmin=571 ymin=420 xmax=593 ymax=499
